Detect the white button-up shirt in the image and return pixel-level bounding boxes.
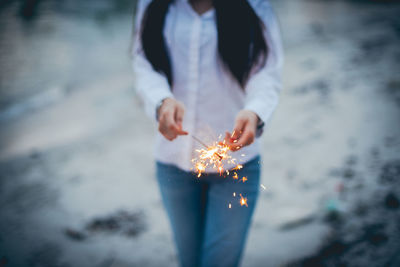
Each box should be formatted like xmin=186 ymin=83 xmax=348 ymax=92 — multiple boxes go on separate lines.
xmin=132 ymin=0 xmax=283 ymax=172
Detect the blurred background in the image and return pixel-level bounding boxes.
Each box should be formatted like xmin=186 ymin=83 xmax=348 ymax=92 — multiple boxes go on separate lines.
xmin=0 ymin=0 xmax=400 ymax=266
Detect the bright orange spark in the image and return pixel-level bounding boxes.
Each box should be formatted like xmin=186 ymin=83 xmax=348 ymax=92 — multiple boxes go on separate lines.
xmin=233 ymin=164 xmax=243 ymax=171
xmin=196 ymin=163 xmax=205 ymax=177
xmin=241 ymin=176 xmax=248 ymax=183
xmin=192 ymin=135 xmax=234 ymax=177
xmin=232 ymin=172 xmax=238 ymax=180
xmin=239 ymin=194 xmax=248 ymax=207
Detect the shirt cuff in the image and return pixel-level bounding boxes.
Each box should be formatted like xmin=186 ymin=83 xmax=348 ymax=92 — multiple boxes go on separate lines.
xmin=244 ymin=87 xmax=279 ymax=124
xmin=145 ymin=90 xmax=174 ymax=121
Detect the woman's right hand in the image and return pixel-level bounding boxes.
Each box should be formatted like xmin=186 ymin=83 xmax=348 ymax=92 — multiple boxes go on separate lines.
xmin=158 ymin=98 xmax=188 ymax=141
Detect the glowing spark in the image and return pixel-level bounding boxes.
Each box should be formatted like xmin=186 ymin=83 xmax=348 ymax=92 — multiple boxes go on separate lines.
xmin=241 ymin=154 xmax=245 ymax=157
xmin=232 ymin=172 xmax=238 ymax=180
xmin=233 ymin=192 xmax=236 ymax=197
xmin=260 ymin=184 xmax=266 ymax=190
xmin=239 ymin=194 xmax=248 ymax=207
xmin=196 ymin=163 xmax=205 ymax=177
xmin=233 ymin=164 xmax=243 ymax=171
xmin=228 ymin=203 xmax=232 ymax=209
xmin=192 ymin=134 xmax=235 ymax=177
xmin=231 ymin=130 xmax=236 ymax=138
xmin=241 ymin=176 xmax=248 ymax=183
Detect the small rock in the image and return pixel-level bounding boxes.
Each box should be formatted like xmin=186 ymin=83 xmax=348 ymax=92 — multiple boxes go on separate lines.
xmin=323 ymin=210 xmax=344 ymax=226
xmin=353 ymin=202 xmax=369 ymax=217
xmin=85 ymin=210 xmax=146 ymax=237
xmin=64 ymin=228 xmax=86 ymax=241
xmin=384 ymin=136 xmax=397 ymax=147
xmin=345 ymin=155 xmax=358 ymax=166
xmin=363 ymin=223 xmax=388 ymax=246
xmin=384 ymin=192 xmax=399 ymax=210
xmin=343 ymin=168 xmax=356 ymax=179
xmin=279 ymin=216 xmax=314 ymax=231
xmin=30 ymin=151 xmax=41 ymax=159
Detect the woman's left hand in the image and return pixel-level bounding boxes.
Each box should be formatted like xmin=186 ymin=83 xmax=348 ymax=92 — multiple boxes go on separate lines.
xmin=225 ymin=110 xmax=259 ymax=151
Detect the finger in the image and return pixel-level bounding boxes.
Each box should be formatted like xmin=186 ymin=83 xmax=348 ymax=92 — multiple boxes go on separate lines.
xmin=174 ymin=106 xmax=188 ymax=135
xmin=224 ymin=132 xmax=231 ymax=143
xmin=164 ymin=112 xmax=187 ymax=138
xmin=232 ymin=118 xmax=246 ymax=140
xmin=160 ymin=121 xmax=185 ymax=139
xmin=166 ymin=110 xmax=178 ymax=130
xmin=233 ymin=127 xmax=255 ymax=150
xmin=225 ymin=119 xmax=246 ymax=149
xmin=225 ymin=132 xmax=239 ymax=148
xmin=159 ymin=124 xmax=177 ymax=141
xmin=161 ymin=111 xmax=179 ymax=139
xmin=159 ymin=126 xmax=177 ymax=141
xmin=176 ymin=128 xmax=188 ymax=135
xmin=175 ymin=105 xmax=184 ymax=124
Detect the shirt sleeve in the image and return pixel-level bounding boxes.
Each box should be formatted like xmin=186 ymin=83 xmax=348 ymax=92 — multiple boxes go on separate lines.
xmin=132 ymin=0 xmax=174 ymax=120
xmin=244 ymin=1 xmax=284 ymax=127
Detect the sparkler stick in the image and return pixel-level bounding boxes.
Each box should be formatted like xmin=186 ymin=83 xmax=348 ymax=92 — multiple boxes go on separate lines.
xmin=191 ymin=135 xmax=209 ymax=149
xmin=191 ymin=134 xmax=223 ymax=160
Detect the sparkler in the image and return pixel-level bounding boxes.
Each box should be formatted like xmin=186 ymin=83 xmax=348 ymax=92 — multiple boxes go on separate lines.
xmin=190 ymin=133 xmax=257 ymax=208
xmin=191 ymin=134 xmax=233 ymax=177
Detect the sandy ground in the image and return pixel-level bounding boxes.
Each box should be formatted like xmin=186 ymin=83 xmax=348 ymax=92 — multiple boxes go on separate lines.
xmin=0 ymin=0 xmax=400 ymax=266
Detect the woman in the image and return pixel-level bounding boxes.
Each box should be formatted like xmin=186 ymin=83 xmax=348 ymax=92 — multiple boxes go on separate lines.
xmin=132 ymin=0 xmax=283 ymax=266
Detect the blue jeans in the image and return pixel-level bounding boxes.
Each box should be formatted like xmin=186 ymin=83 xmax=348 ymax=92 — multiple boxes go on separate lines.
xmin=156 ymin=156 xmax=261 ymax=267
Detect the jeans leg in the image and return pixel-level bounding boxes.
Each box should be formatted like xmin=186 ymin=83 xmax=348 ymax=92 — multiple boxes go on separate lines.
xmin=156 ymin=162 xmax=206 ymax=267
xmin=201 ymin=156 xmax=261 ymax=267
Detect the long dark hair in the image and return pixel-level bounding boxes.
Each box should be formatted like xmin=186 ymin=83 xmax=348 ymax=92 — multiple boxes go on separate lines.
xmin=140 ymin=0 xmax=268 ymax=88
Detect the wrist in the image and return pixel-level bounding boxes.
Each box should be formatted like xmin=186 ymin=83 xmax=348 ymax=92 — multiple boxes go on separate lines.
xmin=156 ymin=98 xmax=170 ymax=121
xmin=243 ymin=109 xmax=264 ymax=137
xmin=243 ymin=109 xmax=259 ymax=124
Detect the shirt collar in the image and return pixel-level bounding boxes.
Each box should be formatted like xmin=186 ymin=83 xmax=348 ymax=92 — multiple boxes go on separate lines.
xmin=178 ymin=0 xmax=215 ymax=19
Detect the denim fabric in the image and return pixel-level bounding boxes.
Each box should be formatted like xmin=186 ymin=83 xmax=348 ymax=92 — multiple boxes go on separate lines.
xmin=156 ymin=156 xmax=261 ymax=267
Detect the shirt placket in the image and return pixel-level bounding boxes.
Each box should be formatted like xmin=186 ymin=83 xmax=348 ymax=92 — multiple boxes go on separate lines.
xmin=183 ymin=16 xmax=202 ymax=170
